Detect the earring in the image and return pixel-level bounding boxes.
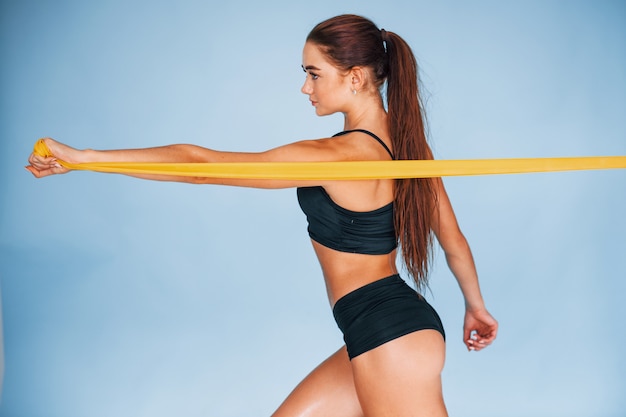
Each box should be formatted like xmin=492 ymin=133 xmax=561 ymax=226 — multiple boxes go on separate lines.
xmin=352 ymin=89 xmax=357 ymax=95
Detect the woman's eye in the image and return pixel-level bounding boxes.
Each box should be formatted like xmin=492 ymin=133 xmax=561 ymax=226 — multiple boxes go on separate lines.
xmin=302 ymin=70 xmax=319 ymax=80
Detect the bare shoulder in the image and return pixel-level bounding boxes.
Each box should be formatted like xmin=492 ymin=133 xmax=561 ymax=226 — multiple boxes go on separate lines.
xmin=335 ymin=129 xmax=393 ymax=161
xmin=258 ymin=133 xmax=385 ymax=163
xmin=319 ymin=130 xmax=395 ymax=210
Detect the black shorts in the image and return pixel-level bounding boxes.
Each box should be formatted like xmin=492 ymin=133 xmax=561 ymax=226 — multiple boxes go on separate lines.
xmin=332 ymin=274 xmax=445 ymax=360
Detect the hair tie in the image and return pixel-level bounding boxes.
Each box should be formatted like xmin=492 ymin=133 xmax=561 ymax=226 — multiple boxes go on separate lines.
xmin=380 ymin=28 xmax=388 ymax=53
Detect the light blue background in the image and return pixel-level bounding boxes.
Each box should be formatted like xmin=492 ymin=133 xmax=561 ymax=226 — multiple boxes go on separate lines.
xmin=1 ymin=1 xmax=625 ymax=416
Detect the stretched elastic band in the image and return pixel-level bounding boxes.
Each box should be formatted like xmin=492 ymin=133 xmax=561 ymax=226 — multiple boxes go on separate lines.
xmin=33 ymin=139 xmax=626 ymax=180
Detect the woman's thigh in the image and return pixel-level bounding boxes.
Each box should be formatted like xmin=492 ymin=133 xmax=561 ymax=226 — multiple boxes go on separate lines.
xmin=271 ymin=346 xmax=363 ymax=417
xmin=351 ymin=329 xmax=448 ymax=417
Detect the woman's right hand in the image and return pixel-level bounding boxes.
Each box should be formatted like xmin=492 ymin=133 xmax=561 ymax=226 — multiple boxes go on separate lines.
xmin=463 ymin=307 xmax=498 ymax=352
xmin=26 ymin=138 xmax=80 ymax=178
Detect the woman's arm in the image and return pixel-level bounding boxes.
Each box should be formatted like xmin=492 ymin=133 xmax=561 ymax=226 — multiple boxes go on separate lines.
xmin=26 ymin=136 xmax=363 ymax=188
xmin=431 ymin=178 xmax=498 ymax=351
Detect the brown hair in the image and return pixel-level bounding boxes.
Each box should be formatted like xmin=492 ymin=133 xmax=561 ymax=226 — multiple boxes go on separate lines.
xmin=307 ymin=15 xmax=437 ymax=290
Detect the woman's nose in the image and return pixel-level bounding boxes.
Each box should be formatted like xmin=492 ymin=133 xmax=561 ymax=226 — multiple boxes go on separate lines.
xmin=301 ymin=78 xmax=312 ymax=95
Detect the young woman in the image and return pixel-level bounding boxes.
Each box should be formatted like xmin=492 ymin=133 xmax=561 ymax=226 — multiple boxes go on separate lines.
xmin=28 ymin=14 xmax=497 ymax=417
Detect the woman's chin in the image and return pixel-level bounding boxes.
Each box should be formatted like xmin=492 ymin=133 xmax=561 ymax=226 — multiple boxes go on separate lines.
xmin=315 ymin=108 xmax=333 ymax=117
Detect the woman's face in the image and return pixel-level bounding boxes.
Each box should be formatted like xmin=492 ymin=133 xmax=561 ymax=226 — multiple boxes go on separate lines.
xmin=301 ymin=42 xmax=352 ymax=116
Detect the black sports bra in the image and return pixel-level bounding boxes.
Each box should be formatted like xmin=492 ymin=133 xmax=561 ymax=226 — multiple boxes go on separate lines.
xmin=297 ymin=130 xmax=397 ymax=255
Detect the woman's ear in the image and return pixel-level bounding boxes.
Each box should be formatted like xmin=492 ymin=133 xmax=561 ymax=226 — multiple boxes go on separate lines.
xmin=349 ymin=66 xmax=367 ymax=94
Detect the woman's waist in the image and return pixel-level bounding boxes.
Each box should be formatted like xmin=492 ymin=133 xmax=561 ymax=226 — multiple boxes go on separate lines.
xmin=323 ymin=267 xmax=400 ymax=307
xmin=313 ymin=240 xmax=398 ymax=305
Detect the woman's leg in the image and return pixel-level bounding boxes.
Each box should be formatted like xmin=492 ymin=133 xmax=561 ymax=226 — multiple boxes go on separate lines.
xmin=271 ymin=346 xmax=363 ymax=417
xmin=351 ymin=329 xmax=448 ymax=417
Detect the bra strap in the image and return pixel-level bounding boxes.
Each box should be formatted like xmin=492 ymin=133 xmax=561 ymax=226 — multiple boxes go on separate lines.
xmin=333 ymin=129 xmax=395 ymax=160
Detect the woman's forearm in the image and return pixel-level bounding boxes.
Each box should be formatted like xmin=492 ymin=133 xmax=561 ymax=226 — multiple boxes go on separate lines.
xmin=432 ymin=180 xmax=488 ymax=312
xmin=61 ymin=144 xmax=222 ymax=183
xmin=444 ymin=236 xmax=486 ymax=312
xmin=79 ymin=144 xmax=219 ymax=164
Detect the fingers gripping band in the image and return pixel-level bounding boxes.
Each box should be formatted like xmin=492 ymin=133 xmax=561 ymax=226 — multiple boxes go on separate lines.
xmin=33 ymin=139 xmax=626 ymax=180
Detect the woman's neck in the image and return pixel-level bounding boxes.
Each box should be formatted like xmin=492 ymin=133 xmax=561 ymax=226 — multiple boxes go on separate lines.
xmin=343 ymin=102 xmax=388 ymax=133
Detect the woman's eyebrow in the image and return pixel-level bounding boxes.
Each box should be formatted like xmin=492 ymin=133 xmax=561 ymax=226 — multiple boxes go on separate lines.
xmin=302 ymin=65 xmax=321 ymax=71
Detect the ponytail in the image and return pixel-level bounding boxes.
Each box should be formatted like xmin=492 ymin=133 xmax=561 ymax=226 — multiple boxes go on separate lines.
xmin=384 ymin=30 xmax=437 ymax=291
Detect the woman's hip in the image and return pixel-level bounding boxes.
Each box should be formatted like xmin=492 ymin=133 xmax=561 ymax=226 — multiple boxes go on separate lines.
xmin=332 ymin=274 xmax=445 ymax=360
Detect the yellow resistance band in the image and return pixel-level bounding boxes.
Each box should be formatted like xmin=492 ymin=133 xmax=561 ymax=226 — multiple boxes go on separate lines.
xmin=33 ymin=139 xmax=626 ymax=180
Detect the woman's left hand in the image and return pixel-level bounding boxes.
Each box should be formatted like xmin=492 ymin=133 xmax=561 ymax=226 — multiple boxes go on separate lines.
xmin=463 ymin=308 xmax=498 ymax=352
xmin=26 ymin=138 xmax=78 ymax=178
